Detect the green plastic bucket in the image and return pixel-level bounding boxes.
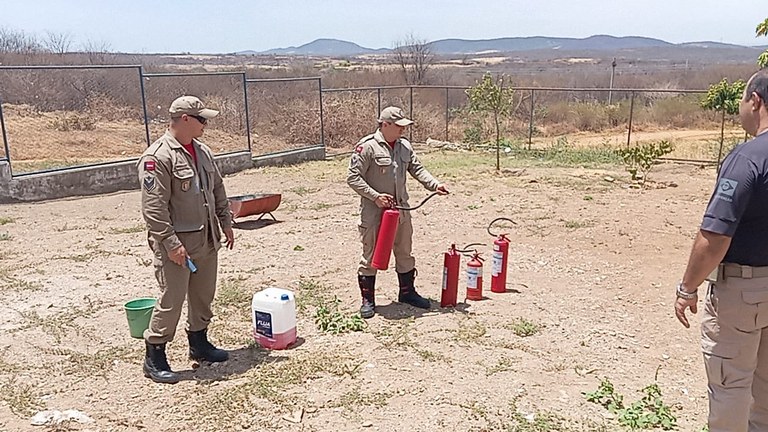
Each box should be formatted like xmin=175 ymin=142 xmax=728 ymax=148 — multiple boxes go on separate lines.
xmin=124 ymin=297 xmax=156 ymax=338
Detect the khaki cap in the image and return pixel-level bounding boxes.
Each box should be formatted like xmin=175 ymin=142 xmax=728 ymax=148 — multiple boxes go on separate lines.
xmin=168 ymin=95 xmax=219 ymax=119
xmin=378 ymin=106 xmax=413 ymax=126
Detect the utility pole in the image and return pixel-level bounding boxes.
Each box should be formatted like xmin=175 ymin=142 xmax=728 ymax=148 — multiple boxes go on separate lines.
xmin=608 ymin=57 xmax=617 ymax=105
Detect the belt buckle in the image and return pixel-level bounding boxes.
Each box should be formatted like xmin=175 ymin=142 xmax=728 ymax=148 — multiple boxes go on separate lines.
xmin=742 ymin=265 xmax=753 ymax=279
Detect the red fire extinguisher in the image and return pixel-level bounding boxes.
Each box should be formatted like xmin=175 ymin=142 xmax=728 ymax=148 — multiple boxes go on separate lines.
xmin=488 ymin=218 xmax=516 ymax=293
xmin=441 ymin=243 xmax=484 ymax=307
xmin=371 ymin=192 xmax=442 ymax=271
xmin=466 ymin=251 xmax=484 ymax=301
xmin=371 ymin=209 xmax=399 ymax=270
xmin=441 ymin=244 xmax=460 ymax=307
xmin=491 ymin=234 xmax=510 ymax=293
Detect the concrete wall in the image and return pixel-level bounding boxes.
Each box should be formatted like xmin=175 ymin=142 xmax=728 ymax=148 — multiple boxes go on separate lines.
xmin=252 ymin=145 xmax=326 ymax=168
xmin=0 ymin=151 xmax=254 ymax=203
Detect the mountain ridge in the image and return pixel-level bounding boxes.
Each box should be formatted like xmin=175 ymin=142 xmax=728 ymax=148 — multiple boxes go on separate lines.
xmin=236 ymin=35 xmax=766 ymax=56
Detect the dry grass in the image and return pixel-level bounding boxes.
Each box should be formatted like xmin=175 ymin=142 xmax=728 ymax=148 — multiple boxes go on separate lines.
xmin=0 ymin=376 xmax=43 ymax=417
xmin=196 ymin=349 xmax=365 ymax=428
xmin=40 ymin=345 xmax=138 ymax=379
xmin=14 ymin=297 xmax=105 ymax=343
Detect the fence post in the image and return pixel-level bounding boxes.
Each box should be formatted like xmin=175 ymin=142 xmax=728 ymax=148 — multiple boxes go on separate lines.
xmin=0 ymin=95 xmax=11 ymax=174
xmin=377 ymin=88 xmax=381 ymax=118
xmin=626 ymin=91 xmax=635 ymax=147
xmin=409 ymin=86 xmax=414 ymax=142
xmin=318 ymin=78 xmax=325 ymax=148
xmin=716 ymin=109 xmax=726 ymax=175
xmin=528 ymin=89 xmax=535 ymax=150
xmin=445 ymin=87 xmax=449 ymax=142
xmin=242 ymin=73 xmax=252 ymax=153
xmin=138 ymin=66 xmax=151 ymax=147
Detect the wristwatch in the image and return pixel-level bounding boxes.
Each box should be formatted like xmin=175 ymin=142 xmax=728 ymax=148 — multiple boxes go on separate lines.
xmin=676 ymin=282 xmax=698 ymax=300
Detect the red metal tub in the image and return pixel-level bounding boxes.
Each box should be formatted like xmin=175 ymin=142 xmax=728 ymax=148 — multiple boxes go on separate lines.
xmin=228 ymin=193 xmax=282 ymax=221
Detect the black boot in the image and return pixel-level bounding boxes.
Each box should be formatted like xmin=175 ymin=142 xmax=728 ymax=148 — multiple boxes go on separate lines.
xmin=397 ymin=269 xmax=431 ymax=309
xmin=188 ymin=328 xmax=229 ymax=363
xmin=143 ymin=341 xmax=180 ymax=384
xmin=358 ymin=275 xmax=376 ymax=319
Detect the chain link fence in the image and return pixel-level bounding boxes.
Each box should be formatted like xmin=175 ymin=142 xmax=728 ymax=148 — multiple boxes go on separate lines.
xmin=322 ymin=85 xmax=740 ymax=166
xmin=245 ymin=77 xmax=322 ymax=154
xmin=0 ymin=65 xmax=145 ymax=174
xmin=142 ymin=71 xmax=250 ymax=156
xmin=0 ymin=65 xmax=740 ymax=176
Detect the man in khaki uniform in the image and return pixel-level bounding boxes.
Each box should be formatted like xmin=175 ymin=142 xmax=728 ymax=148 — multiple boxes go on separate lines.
xmin=138 ymin=95 xmax=235 ymax=384
xmin=676 ymin=70 xmax=768 ymax=431
xmin=347 ymin=106 xmax=448 ymax=319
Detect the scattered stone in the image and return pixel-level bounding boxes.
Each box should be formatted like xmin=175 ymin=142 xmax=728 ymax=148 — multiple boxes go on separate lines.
xmin=281 ymin=408 xmax=304 ymax=424
xmin=362 ymin=421 xmax=374 ymax=427
xmin=31 ymin=410 xmax=93 ymax=426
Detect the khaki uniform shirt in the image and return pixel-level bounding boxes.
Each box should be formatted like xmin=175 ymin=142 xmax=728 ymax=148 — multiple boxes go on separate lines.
xmin=138 ymin=131 xmax=232 ymax=256
xmin=347 ymin=130 xmax=439 ymax=225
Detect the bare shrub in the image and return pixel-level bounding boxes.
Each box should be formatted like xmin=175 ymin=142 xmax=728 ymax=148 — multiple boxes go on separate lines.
xmin=49 ymin=114 xmax=96 ymax=132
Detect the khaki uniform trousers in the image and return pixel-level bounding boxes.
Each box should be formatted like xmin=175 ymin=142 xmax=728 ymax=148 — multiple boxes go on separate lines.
xmin=144 ymin=235 xmax=219 ymax=345
xmin=702 ymin=269 xmax=768 ymax=431
xmin=358 ymin=210 xmax=415 ymax=276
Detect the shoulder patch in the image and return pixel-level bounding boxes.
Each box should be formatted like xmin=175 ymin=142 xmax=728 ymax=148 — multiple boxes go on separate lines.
xmin=354 ymin=145 xmax=363 ymax=153
xmin=717 ymin=178 xmax=738 ymax=197
xmin=144 ymin=160 xmax=156 ymax=171
xmin=143 ymin=176 xmax=156 ymax=193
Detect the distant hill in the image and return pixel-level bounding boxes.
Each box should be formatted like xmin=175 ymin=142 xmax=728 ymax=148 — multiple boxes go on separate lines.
xmin=251 ymin=38 xmax=388 ymax=56
xmin=680 ymin=41 xmax=751 ymax=49
xmin=237 ymin=35 xmax=765 ymax=57
xmin=429 ymin=35 xmax=671 ymax=54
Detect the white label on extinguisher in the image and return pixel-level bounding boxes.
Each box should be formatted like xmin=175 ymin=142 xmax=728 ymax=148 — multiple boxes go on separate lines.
xmin=442 ymin=267 xmax=448 ymax=291
xmin=492 ymin=252 xmax=503 ymax=276
xmin=467 ymin=267 xmax=482 ymax=289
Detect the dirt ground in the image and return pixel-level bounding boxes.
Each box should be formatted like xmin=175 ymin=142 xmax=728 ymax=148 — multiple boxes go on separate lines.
xmin=0 ymin=148 xmax=718 ymax=431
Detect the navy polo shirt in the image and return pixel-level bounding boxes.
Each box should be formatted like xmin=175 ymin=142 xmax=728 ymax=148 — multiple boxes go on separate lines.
xmin=702 ymin=132 xmax=768 ymax=266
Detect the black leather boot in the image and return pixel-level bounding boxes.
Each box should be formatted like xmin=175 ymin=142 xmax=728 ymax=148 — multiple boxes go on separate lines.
xmin=397 ymin=269 xmax=430 ymax=309
xmin=359 ymin=275 xmax=376 ymax=319
xmin=188 ymin=328 xmax=229 ymax=363
xmin=143 ymin=341 xmax=180 ymax=384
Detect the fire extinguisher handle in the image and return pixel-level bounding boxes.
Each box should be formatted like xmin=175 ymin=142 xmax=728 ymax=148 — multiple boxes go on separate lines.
xmin=487 ymin=217 xmax=516 ymax=237
xmin=394 ymin=191 xmax=440 ymax=211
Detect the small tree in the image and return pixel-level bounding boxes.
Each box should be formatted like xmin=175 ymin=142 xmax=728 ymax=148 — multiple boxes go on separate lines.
xmin=43 ymin=31 xmax=73 ymax=55
xmin=757 ymin=18 xmax=768 ymax=68
xmin=393 ymin=34 xmax=433 ymax=85
xmin=81 ymin=39 xmax=112 ymax=65
xmin=701 ymin=78 xmax=746 ymax=166
xmin=466 ymin=72 xmax=516 ymax=171
xmin=615 ymin=140 xmax=674 ymax=185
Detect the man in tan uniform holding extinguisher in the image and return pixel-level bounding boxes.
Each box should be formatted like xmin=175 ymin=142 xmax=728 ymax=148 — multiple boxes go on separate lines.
xmin=347 ymin=106 xmax=449 ymax=319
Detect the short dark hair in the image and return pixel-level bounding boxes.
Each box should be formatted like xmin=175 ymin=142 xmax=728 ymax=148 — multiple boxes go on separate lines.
xmin=745 ymin=69 xmax=768 ymax=102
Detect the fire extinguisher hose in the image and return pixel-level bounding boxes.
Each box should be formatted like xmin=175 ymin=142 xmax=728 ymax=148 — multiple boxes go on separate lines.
xmin=487 ymin=217 xmax=516 ymax=237
xmin=457 ymin=243 xmax=485 ymax=256
xmin=394 ymin=191 xmax=440 ymax=211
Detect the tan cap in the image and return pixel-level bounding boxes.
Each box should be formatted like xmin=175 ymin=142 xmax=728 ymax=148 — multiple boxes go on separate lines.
xmin=168 ymin=95 xmax=219 ymax=119
xmin=378 ymin=106 xmax=413 ymax=126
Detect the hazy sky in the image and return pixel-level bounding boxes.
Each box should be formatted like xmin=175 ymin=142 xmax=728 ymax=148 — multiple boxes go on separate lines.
xmin=1 ymin=0 xmax=764 ymax=53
